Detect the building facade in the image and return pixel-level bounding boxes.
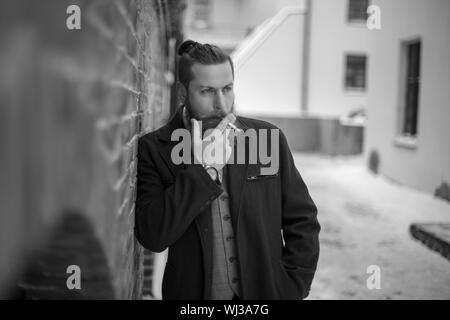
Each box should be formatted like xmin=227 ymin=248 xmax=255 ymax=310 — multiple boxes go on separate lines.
xmin=307 ymin=0 xmax=371 ymax=118
xmin=182 ymin=0 xmax=303 ymax=53
xmin=365 ymin=0 xmax=450 ymax=194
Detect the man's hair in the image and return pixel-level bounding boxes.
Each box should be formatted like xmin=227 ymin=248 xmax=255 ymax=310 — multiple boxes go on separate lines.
xmin=177 ymin=40 xmax=234 ymax=89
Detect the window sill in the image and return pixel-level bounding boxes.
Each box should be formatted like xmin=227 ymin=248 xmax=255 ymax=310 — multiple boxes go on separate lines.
xmin=347 ymin=20 xmax=367 ymax=28
xmin=344 ymin=87 xmax=366 ymax=96
xmin=394 ymin=136 xmax=418 ymax=150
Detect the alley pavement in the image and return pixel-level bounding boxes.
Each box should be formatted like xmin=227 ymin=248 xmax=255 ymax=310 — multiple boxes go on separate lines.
xmin=293 ymin=153 xmax=450 ymax=300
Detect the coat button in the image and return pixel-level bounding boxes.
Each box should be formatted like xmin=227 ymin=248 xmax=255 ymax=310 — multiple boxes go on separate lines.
xmin=229 ymin=257 xmax=236 ymax=263
xmin=232 ymin=277 xmax=239 ymax=283
xmin=223 ymin=215 xmax=231 ymax=221
xmin=226 ymin=236 xmax=233 ymax=241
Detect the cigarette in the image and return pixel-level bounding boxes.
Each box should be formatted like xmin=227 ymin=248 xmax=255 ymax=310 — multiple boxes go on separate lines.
xmin=227 ymin=122 xmax=243 ymax=133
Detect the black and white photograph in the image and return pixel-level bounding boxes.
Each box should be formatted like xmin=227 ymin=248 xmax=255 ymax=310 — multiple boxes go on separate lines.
xmin=0 ymin=0 xmax=449 ymax=308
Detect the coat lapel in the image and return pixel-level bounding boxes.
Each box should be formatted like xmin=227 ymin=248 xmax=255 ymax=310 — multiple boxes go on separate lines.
xmin=157 ymin=108 xmax=187 ymax=178
xmin=226 ymin=116 xmax=250 ymax=230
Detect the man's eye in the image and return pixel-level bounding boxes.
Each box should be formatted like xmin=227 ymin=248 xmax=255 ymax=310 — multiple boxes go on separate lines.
xmin=223 ymin=86 xmax=232 ymax=92
xmin=201 ymin=89 xmax=213 ymax=94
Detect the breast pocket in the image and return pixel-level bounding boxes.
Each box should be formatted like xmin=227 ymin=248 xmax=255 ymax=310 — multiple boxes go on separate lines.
xmin=247 ymin=172 xmax=279 ymax=181
xmin=246 ymin=172 xmax=281 ymax=205
xmin=246 ymin=162 xmax=279 ymax=182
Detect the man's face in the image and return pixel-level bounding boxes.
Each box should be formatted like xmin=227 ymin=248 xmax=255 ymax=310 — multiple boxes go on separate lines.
xmin=185 ymin=62 xmax=235 ymax=130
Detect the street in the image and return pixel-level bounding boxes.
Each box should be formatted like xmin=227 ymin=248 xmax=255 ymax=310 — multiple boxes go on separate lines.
xmin=294 ymin=153 xmax=450 ymax=300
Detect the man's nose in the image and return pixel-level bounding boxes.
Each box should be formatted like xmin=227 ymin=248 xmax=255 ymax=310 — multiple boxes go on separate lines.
xmin=214 ymin=90 xmax=226 ymax=110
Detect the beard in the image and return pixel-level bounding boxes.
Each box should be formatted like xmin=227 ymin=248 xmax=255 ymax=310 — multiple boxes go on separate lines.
xmin=185 ymin=99 xmax=233 ymax=136
xmin=200 ymin=116 xmax=226 ymax=134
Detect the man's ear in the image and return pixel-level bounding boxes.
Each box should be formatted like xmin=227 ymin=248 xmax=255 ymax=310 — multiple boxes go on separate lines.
xmin=177 ymin=82 xmax=187 ymax=105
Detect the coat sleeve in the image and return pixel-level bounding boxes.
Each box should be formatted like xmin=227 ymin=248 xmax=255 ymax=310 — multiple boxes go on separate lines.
xmin=278 ymin=129 xmax=321 ymax=299
xmin=134 ymin=137 xmax=223 ymax=252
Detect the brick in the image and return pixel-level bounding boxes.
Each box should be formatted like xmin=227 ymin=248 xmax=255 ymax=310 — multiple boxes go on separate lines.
xmin=0 ymin=0 xmax=186 ymax=299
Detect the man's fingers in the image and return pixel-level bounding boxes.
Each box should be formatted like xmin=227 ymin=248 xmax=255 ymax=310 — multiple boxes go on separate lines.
xmin=191 ymin=119 xmax=201 ymax=143
xmin=216 ymin=113 xmax=236 ymax=133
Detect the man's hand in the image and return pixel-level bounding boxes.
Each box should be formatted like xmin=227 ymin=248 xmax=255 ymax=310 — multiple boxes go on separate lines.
xmin=191 ymin=113 xmax=236 ymax=171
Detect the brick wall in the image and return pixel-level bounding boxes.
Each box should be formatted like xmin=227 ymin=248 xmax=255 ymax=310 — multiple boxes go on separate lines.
xmin=0 ymin=0 xmax=185 ymax=299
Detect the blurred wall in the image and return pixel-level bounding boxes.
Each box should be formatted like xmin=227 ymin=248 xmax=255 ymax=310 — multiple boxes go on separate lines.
xmin=247 ymin=116 xmax=363 ymax=155
xmin=233 ymin=7 xmax=305 ymax=117
xmin=365 ymin=0 xmax=450 ymax=194
xmin=0 ymin=0 xmax=184 ymax=299
xmin=231 ymin=1 xmax=365 ymax=155
xmin=183 ymin=0 xmax=305 ymax=51
xmin=233 ymin=0 xmax=373 ymax=118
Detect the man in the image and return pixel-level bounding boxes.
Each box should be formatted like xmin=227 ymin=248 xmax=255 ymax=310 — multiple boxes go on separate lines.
xmin=134 ymin=40 xmax=320 ymax=300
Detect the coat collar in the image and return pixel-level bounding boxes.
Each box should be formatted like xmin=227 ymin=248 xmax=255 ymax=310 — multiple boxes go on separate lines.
xmin=156 ymin=106 xmax=250 ymax=143
xmin=156 ymin=107 xmax=185 ymax=143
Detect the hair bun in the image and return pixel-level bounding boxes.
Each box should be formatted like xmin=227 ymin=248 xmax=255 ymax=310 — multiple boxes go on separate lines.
xmin=178 ymin=40 xmax=199 ymax=55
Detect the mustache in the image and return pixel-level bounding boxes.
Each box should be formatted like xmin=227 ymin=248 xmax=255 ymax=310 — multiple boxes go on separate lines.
xmin=199 ymin=113 xmax=229 ymax=133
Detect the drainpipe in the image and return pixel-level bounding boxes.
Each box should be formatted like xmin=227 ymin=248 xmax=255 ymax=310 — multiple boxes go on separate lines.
xmin=301 ymin=0 xmax=312 ymax=115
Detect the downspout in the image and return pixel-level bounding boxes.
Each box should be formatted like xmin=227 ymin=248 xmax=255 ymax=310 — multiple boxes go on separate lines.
xmin=301 ymin=0 xmax=312 ymax=115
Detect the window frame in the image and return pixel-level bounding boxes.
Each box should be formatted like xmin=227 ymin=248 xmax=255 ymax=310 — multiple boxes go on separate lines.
xmin=343 ymin=53 xmax=368 ymax=92
xmin=395 ymin=38 xmax=422 ymax=149
xmin=347 ymin=0 xmax=370 ymax=24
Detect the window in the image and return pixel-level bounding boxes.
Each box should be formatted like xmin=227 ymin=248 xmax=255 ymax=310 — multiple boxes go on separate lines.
xmin=345 ymin=54 xmax=367 ymax=90
xmin=401 ymin=40 xmax=421 ymax=137
xmin=193 ymin=0 xmax=211 ymax=29
xmin=347 ymin=0 xmax=369 ymax=22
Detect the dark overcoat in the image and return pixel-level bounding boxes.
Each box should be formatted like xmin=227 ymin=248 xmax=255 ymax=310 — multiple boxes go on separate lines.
xmin=135 ymin=108 xmax=320 ymax=300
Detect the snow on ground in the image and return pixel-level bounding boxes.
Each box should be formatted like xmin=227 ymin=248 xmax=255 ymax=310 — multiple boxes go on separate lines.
xmin=293 ymin=153 xmax=450 ymax=300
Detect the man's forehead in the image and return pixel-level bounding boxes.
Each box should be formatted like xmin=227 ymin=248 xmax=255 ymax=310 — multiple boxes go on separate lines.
xmin=191 ymin=62 xmax=233 ymax=87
